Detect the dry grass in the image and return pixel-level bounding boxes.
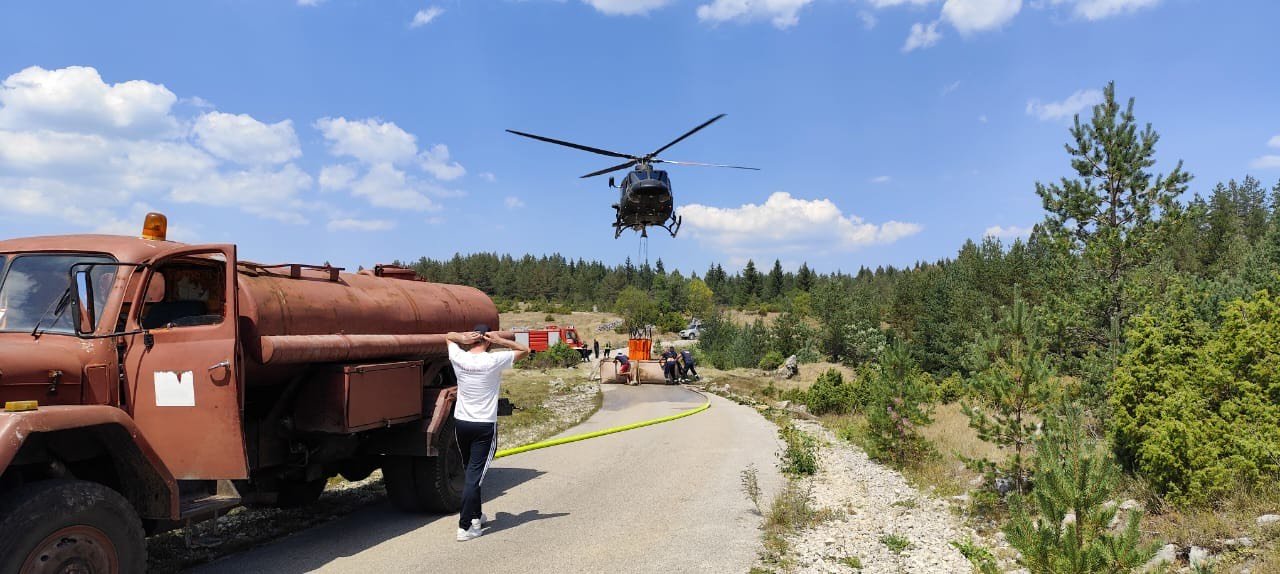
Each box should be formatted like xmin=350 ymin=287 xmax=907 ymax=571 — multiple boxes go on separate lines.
xmin=1137 ymin=482 xmax=1280 ymax=572
xmin=912 ymin=402 xmax=1005 ymax=496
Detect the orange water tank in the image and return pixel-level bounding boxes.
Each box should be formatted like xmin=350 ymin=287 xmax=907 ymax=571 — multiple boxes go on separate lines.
xmin=627 ymin=338 xmax=652 ymax=361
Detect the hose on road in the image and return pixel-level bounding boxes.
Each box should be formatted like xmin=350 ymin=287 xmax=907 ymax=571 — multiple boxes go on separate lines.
xmin=494 ymin=387 xmax=710 ymax=460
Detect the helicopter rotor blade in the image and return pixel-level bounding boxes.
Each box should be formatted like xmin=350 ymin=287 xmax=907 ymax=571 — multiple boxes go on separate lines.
xmin=657 ymin=159 xmax=760 ymax=171
xmin=580 ymin=159 xmax=638 ymax=178
xmin=648 ymin=113 xmax=727 ymax=158
xmin=505 ymin=129 xmax=635 ymax=160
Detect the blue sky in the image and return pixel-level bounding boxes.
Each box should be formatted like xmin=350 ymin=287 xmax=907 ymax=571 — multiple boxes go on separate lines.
xmin=1 ymin=0 xmax=1277 ymax=275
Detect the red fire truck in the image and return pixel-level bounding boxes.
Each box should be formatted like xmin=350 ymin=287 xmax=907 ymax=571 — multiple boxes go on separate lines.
xmin=511 ymin=325 xmax=588 ymax=355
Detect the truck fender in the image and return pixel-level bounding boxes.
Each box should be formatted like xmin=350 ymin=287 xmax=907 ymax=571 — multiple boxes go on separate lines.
xmin=422 ymin=387 xmax=457 ymax=457
xmin=0 ymin=405 xmax=179 ymax=520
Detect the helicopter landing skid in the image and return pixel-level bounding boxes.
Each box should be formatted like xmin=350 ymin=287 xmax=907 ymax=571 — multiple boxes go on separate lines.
xmin=613 ymin=215 xmax=681 ymax=239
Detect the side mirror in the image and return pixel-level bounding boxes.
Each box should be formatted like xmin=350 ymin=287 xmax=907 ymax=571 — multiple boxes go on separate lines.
xmin=608 ymin=177 xmax=615 ymax=188
xmin=71 ymin=268 xmax=96 ymax=336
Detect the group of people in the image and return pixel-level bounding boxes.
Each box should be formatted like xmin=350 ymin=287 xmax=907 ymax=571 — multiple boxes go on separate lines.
xmin=608 ymin=345 xmax=698 ymax=385
xmin=660 ymin=346 xmax=698 ymax=385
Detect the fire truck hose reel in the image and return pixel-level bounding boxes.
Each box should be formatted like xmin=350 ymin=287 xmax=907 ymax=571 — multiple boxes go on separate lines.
xmin=493 ymin=388 xmax=710 ymax=460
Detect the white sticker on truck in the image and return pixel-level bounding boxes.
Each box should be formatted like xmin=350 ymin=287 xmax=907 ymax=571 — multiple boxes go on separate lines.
xmin=154 ymin=371 xmax=195 ymax=406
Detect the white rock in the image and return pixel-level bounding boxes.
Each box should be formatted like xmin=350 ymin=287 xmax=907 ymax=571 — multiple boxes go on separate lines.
xmin=1188 ymin=546 xmax=1212 ymax=568
xmin=1140 ymin=544 xmax=1178 ymax=573
xmin=1257 ymin=514 xmax=1280 ymax=527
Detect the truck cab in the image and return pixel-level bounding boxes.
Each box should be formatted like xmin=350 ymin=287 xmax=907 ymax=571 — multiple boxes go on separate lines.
xmin=0 ymin=214 xmax=494 ymax=573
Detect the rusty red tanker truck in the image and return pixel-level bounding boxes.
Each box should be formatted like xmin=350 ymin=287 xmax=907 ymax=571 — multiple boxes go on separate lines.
xmin=0 ymin=213 xmax=499 ymax=573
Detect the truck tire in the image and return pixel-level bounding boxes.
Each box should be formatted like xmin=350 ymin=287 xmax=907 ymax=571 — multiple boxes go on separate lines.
xmin=274 ymin=477 xmax=327 ymax=508
xmin=383 ymin=418 xmax=465 ymax=513
xmin=0 ymin=479 xmax=146 ymax=574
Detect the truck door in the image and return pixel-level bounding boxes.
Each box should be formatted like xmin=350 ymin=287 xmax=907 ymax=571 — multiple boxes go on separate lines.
xmin=122 ymin=245 xmax=248 ymax=479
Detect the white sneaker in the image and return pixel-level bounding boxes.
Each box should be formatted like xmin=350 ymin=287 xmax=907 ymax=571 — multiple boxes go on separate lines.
xmin=456 ymin=519 xmax=483 ymax=542
xmin=480 ymin=513 xmax=490 ymax=527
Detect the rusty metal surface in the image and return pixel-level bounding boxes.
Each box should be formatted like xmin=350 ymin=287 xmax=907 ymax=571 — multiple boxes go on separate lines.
xmin=293 ymin=361 xmax=423 ymax=433
xmin=0 ymin=404 xmax=179 ymax=515
xmin=238 ymin=269 xmax=497 ymax=367
xmin=120 ymin=244 xmax=249 ymax=480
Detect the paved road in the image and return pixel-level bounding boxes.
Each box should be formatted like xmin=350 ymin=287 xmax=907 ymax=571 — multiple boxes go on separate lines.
xmin=194 ymin=384 xmax=784 ymax=574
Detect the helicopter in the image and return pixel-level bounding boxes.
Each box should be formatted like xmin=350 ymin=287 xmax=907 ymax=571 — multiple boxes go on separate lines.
xmin=507 ymin=114 xmax=758 ymax=239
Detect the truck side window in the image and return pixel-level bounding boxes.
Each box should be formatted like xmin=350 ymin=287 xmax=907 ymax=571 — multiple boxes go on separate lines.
xmin=139 ymin=257 xmax=225 ymax=329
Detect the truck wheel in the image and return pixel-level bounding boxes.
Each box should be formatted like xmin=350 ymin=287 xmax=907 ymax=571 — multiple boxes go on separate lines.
xmin=384 ymin=418 xmax=465 ymax=513
xmin=0 ymin=479 xmax=146 ymax=574
xmin=274 ymin=478 xmax=327 ymax=508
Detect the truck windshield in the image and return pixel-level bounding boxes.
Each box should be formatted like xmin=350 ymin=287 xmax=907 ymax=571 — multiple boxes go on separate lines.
xmin=0 ymin=254 xmax=116 ymax=334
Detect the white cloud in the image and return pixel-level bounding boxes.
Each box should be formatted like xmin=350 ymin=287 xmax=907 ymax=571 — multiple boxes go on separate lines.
xmin=1251 ymin=156 xmax=1280 ymax=170
xmin=681 ymin=192 xmax=922 ymax=257
xmin=858 ymin=10 xmax=878 ymax=29
xmin=193 ymin=111 xmax=300 ymax=165
xmin=419 ymin=144 xmax=466 ymax=180
xmin=297 ymin=0 xmax=323 ymax=5
xmin=1026 ymin=88 xmax=1102 ymax=121
xmin=410 ymin=6 xmax=444 ymax=28
xmin=984 ymin=224 xmax=1033 ymax=239
xmin=0 ymin=66 xmax=179 ymax=138
xmin=870 ymin=175 xmax=892 ymax=183
xmin=867 ymin=0 xmax=935 ymax=7
xmin=695 ymin=0 xmax=815 ymax=28
xmin=1268 ymin=135 xmax=1280 ymax=148
xmin=327 ymin=218 xmax=395 ymax=232
xmin=347 ymin=163 xmax=440 ymax=211
xmin=903 ymin=21 xmax=942 ymax=51
xmin=583 ymin=0 xmax=674 ymax=15
xmin=1047 ymin=0 xmax=1160 ymax=20
xmin=0 ymin=66 xmax=317 ymax=227
xmin=942 ymin=80 xmax=961 ymax=95
xmin=978 ymin=114 xmax=988 ymax=123
xmin=504 ymin=196 xmax=526 ymax=209
xmin=479 ymin=172 xmax=497 ymax=182
xmin=941 ymin=0 xmax=1021 ymax=34
xmin=316 ymin=117 xmax=418 ymax=165
xmin=169 ymin=165 xmax=313 ymax=224
xmin=318 ymin=164 xmax=359 ymax=191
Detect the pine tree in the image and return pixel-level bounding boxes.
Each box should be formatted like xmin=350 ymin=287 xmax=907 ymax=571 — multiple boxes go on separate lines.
xmin=796 ymin=262 xmax=815 ymax=292
xmin=1036 ymin=82 xmax=1191 ymax=342
xmin=1003 ymin=400 xmax=1153 ymax=574
xmin=766 ymin=259 xmax=785 ymax=302
xmin=741 ymin=260 xmax=760 ymax=299
xmin=961 ymin=290 xmax=1054 ymax=496
xmin=865 ymin=342 xmax=934 ymax=467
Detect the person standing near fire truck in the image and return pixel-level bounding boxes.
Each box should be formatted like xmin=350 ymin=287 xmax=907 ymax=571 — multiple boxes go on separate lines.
xmin=445 ymin=325 xmax=531 ymax=542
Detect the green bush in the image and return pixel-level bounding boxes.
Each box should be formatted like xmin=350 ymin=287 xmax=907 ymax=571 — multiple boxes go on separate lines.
xmin=516 ymin=342 xmax=581 ymax=370
xmin=864 ymin=343 xmax=935 ymax=468
xmin=1110 ymin=288 xmax=1280 ymax=505
xmin=802 ymin=368 xmax=867 ymax=416
xmin=758 ymin=350 xmax=785 ymax=371
xmin=778 ymin=424 xmax=818 ymax=476
xmin=657 ymin=312 xmax=686 ymax=334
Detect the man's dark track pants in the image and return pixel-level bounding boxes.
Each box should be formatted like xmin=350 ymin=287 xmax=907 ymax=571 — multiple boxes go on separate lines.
xmin=455 ymin=419 xmax=497 ymax=530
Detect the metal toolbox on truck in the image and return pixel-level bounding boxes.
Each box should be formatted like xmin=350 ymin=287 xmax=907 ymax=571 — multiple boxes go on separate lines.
xmin=294 ymin=360 xmax=424 ymax=433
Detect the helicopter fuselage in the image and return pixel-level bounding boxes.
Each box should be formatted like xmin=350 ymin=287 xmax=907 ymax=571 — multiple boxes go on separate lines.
xmin=612 ymin=169 xmax=680 ymax=238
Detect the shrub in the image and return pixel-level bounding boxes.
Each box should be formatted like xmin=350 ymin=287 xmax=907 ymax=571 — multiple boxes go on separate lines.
xmin=778 ymin=424 xmax=818 ymax=476
xmin=516 ymin=342 xmax=581 ymax=370
xmin=1110 ymin=288 xmax=1280 ymax=505
xmin=1003 ymin=401 xmax=1154 ymax=574
xmin=758 ymin=350 xmax=785 ymax=371
xmin=864 ymin=343 xmax=934 ymax=468
xmin=657 ymin=312 xmax=686 ymax=334
xmin=802 ymin=368 xmax=867 ymax=416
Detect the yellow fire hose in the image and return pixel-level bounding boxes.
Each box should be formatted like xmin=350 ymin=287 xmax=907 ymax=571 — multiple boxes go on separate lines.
xmin=494 ymin=387 xmax=710 ymax=459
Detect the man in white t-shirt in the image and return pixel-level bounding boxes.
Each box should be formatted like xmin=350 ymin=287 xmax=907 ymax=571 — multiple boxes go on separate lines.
xmin=445 ymin=324 xmax=530 ymax=542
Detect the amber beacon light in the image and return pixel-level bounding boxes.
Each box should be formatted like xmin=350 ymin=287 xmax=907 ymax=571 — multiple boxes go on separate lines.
xmin=141 ymin=212 xmax=168 ymax=241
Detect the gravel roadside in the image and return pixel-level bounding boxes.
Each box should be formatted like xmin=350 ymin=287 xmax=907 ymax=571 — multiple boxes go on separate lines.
xmin=769 ymin=418 xmax=976 ymax=573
